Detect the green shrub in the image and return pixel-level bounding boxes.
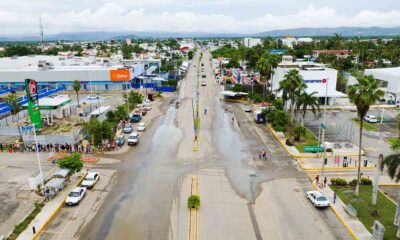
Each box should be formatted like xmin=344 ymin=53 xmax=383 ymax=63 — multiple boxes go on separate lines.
xmin=326 ymin=148 xmax=333 ymax=152
xmin=349 ymin=179 xmax=358 ymax=186
xmin=331 ymin=178 xmax=347 ymax=186
xmin=188 ymin=195 xmax=200 ymax=209
xmin=360 ymin=178 xmax=372 ymax=185
xmin=285 ymin=138 xmax=293 ymax=146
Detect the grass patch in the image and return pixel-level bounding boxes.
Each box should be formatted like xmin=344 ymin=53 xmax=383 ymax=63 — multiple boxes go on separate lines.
xmin=7 ymin=201 xmax=44 ymax=240
xmin=386 ymin=137 xmax=399 ymax=146
xmin=331 ymin=185 xmax=397 ymax=239
xmin=351 ymin=118 xmax=379 ymax=132
xmin=293 ymin=128 xmax=319 ymax=153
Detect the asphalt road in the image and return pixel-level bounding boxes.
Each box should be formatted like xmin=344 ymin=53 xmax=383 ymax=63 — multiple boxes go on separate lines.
xmin=78 ymin=49 xmax=351 ymax=240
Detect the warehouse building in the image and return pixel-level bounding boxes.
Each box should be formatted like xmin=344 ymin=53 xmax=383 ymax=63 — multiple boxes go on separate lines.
xmin=0 ymin=55 xmax=146 ymax=91
xmin=364 ymin=67 xmax=400 ymax=103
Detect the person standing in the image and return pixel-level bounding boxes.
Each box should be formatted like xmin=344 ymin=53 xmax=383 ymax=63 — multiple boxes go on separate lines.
xmin=323 ymin=177 xmax=327 ymax=187
xmin=315 ymin=175 xmax=320 ymax=185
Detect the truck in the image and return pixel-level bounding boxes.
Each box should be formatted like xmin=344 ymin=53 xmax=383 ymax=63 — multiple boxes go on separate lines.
xmin=253 ymin=110 xmax=266 ymax=123
xmin=130 ymin=114 xmax=142 ymax=123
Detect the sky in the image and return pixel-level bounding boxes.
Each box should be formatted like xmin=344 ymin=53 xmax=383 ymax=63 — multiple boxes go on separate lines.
xmin=0 ymin=0 xmax=399 ymax=35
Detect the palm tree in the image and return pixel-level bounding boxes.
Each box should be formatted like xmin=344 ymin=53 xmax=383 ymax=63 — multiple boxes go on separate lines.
xmin=348 ymin=75 xmax=384 ymax=196
xmin=299 ymin=91 xmax=320 ymax=125
xmin=256 ymin=57 xmax=271 ymax=98
xmin=73 ymin=80 xmax=81 ymax=107
xmin=384 ymin=143 xmax=400 ymax=182
xmin=6 ymin=93 xmax=20 ymax=120
xmin=278 ymin=69 xmax=304 ymax=124
xmin=332 ymin=33 xmax=343 ymax=49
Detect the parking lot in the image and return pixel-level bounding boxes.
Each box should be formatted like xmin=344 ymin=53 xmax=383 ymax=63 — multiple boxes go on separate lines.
xmin=37 ymin=169 xmax=115 ymax=240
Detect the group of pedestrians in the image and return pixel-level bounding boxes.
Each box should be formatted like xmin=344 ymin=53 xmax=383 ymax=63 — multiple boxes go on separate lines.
xmin=0 ymin=142 xmax=93 ymax=154
xmin=314 ymin=174 xmax=328 ymax=188
xmin=258 ymin=149 xmax=267 ymax=160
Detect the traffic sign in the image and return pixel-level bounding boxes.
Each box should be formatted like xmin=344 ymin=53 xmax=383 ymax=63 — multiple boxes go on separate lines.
xmin=320 ymin=123 xmax=326 ymax=129
xmin=304 ymin=146 xmax=323 ymax=153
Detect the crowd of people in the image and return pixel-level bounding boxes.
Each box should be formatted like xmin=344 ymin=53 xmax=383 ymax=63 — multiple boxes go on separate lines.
xmin=0 ymin=142 xmax=95 ymax=154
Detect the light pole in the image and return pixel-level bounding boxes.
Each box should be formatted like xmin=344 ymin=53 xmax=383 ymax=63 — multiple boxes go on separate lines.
xmin=23 ymin=124 xmax=44 ymax=190
xmin=320 ymin=78 xmax=329 ymax=178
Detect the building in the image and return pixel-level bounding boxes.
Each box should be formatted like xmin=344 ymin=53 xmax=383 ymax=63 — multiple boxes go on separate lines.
xmin=22 ymin=94 xmax=72 ymax=119
xmin=312 ymin=50 xmax=352 ymax=59
xmin=243 ymin=38 xmax=261 ymax=48
xmin=0 ymin=55 xmax=147 ymax=91
xmin=297 ymin=37 xmax=313 ymax=43
xmin=364 ymin=67 xmax=400 ymax=103
xmin=272 ymin=60 xmax=345 ymax=105
xmin=281 ymin=36 xmax=297 ymax=49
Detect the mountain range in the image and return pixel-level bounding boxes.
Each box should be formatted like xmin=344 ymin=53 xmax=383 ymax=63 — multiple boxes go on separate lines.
xmin=1 ymin=27 xmax=399 ymax=42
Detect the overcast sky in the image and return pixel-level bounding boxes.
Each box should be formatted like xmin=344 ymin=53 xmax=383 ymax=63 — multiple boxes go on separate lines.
xmin=0 ymin=0 xmax=399 ymax=35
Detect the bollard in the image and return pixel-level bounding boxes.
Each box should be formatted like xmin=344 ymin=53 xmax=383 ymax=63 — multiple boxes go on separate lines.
xmin=324 ymin=158 xmax=328 ymax=165
xmin=32 ymin=226 xmax=36 ymax=234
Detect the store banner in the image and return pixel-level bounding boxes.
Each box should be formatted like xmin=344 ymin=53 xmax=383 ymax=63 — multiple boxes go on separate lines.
xmin=25 ymin=79 xmax=42 ymax=129
xmin=110 ymin=69 xmax=131 ymax=81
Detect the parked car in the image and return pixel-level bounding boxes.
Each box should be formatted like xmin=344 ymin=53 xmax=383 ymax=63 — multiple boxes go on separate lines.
xmin=65 ymin=187 xmax=86 ymax=206
xmin=116 ymin=135 xmax=125 ymax=146
xmin=131 ymin=114 xmax=142 ymax=123
xmin=306 ymin=191 xmax=330 ymax=208
xmin=81 ymin=171 xmax=100 ymax=188
xmin=123 ymin=123 xmax=133 ymax=133
xmin=85 ymin=94 xmax=100 ymax=100
xmin=201 ymin=81 xmax=206 ymax=86
xmin=244 ymin=106 xmax=252 ymax=112
xmin=364 ymin=115 xmax=378 ymax=123
xmin=137 ymin=122 xmax=146 ymax=132
xmin=128 ymin=132 xmax=140 ymax=146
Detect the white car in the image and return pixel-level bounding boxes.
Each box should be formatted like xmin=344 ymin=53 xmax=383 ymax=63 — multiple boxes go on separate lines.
xmin=201 ymin=81 xmax=206 ymax=86
xmin=85 ymin=94 xmax=100 ymax=101
xmin=364 ymin=115 xmax=378 ymax=123
xmin=137 ymin=122 xmax=146 ymax=132
xmin=306 ymin=191 xmax=330 ymax=208
xmin=244 ymin=106 xmax=252 ymax=112
xmin=81 ymin=171 xmax=100 ymax=189
xmin=128 ymin=132 xmax=140 ymax=146
xmin=123 ymin=123 xmax=133 ymax=133
xmin=65 ymin=187 xmax=86 ymax=206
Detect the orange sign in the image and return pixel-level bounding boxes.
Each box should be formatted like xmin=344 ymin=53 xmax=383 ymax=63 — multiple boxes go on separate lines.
xmin=110 ymin=69 xmax=131 ymax=81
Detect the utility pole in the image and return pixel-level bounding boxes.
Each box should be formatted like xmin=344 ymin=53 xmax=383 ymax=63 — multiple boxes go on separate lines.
xmin=39 ymin=17 xmax=44 ymax=53
xmin=320 ymin=78 xmax=329 ymax=178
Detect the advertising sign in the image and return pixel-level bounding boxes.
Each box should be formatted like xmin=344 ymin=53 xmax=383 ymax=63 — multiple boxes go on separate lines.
xmin=25 ymin=79 xmax=42 ymax=128
xmin=110 ymin=69 xmax=131 ymax=81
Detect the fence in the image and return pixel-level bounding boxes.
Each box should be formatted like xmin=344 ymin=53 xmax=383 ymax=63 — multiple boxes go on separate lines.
xmin=22 ymin=129 xmax=82 ymax=145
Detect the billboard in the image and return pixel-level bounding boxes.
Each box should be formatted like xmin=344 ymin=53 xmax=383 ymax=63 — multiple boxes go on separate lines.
xmin=110 ymin=69 xmax=131 ymax=81
xmin=25 ymin=79 xmax=42 ymax=128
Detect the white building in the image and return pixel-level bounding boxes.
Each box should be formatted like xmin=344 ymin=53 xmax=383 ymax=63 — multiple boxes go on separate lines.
xmin=243 ymin=38 xmax=261 ymax=48
xmin=364 ymin=67 xmax=400 ymax=103
xmin=297 ymin=37 xmax=313 ymax=43
xmin=272 ymin=61 xmax=345 ymax=105
xmin=280 ymin=36 xmax=297 ymax=49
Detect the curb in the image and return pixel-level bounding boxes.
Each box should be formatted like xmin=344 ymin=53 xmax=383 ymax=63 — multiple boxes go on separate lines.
xmin=303 ymin=166 xmax=375 ymax=171
xmin=32 ymin=173 xmax=86 ymax=240
xmin=307 ymin=174 xmax=358 ymax=240
xmin=378 ymin=189 xmax=398 ymax=206
xmin=379 ymin=183 xmax=400 ymax=186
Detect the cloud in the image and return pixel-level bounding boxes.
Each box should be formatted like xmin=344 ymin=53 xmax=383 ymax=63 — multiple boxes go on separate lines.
xmin=0 ymin=2 xmax=399 ymax=35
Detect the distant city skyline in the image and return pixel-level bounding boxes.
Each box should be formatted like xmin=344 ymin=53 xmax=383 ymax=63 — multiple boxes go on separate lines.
xmin=0 ymin=0 xmax=399 ymax=35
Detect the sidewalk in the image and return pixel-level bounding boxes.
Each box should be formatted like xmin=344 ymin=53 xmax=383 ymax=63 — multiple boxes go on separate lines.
xmin=299 ymin=157 xmax=376 ymax=171
xmin=17 ymin=173 xmax=84 ymax=240
xmin=317 ymin=183 xmax=372 ymax=240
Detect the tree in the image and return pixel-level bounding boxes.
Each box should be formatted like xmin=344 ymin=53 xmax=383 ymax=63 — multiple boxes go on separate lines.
xmin=348 ymin=75 xmax=384 ymax=196
xmin=73 ymin=80 xmax=81 ymax=107
xmin=272 ymin=110 xmax=289 ymax=132
xmin=332 ymin=33 xmax=344 ymax=49
xmin=188 ymin=51 xmax=194 ymax=60
xmin=383 ymin=143 xmax=400 ymax=182
xmin=121 ymin=43 xmax=132 ymax=59
xmin=278 ymin=69 xmax=304 ymax=124
xmin=232 ymin=84 xmax=245 ymax=92
xmin=6 ymin=93 xmax=20 ymax=117
xmin=188 ymin=195 xmax=200 ymax=209
xmin=299 ymin=91 xmax=320 ymax=125
xmin=57 ymin=153 xmax=83 ymax=174
xmin=291 ymin=123 xmax=306 ymax=142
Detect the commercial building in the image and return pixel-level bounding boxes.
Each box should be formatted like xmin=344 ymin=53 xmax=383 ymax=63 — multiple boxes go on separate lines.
xmin=272 ymin=58 xmax=345 ymax=105
xmin=243 ymin=38 xmax=262 ymax=48
xmin=280 ymin=36 xmax=297 ymax=49
xmin=364 ymin=67 xmax=400 ymax=103
xmin=312 ymin=50 xmax=352 ymax=59
xmin=0 ymin=55 xmax=147 ymax=91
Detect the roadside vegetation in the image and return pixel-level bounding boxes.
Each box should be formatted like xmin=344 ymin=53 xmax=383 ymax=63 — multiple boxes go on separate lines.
xmin=7 ymin=201 xmax=44 ymax=240
xmin=188 ymin=195 xmax=201 ymax=209
xmin=331 ymin=185 xmax=397 ymax=239
xmin=351 ymin=118 xmax=379 ymax=132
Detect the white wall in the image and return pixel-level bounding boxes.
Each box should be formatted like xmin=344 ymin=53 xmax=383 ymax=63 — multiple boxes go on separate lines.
xmin=272 ymin=67 xmax=338 ymax=97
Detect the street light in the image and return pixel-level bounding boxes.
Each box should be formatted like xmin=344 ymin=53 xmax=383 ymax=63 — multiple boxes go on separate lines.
xmin=22 ymin=124 xmax=44 ymax=190
xmin=320 ymin=78 xmax=329 ymax=178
